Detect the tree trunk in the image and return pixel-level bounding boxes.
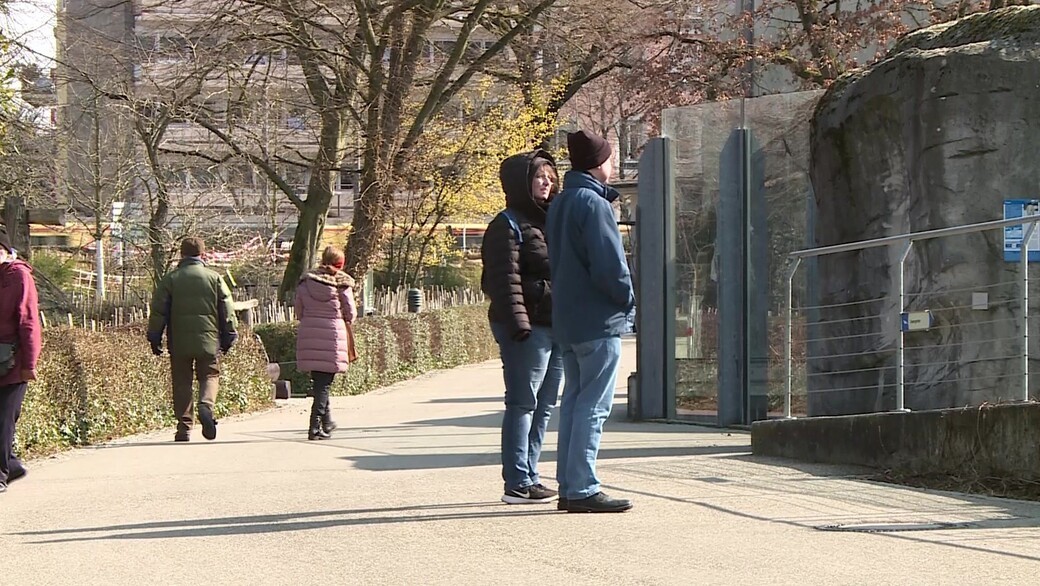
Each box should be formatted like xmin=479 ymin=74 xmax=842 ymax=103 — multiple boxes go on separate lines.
xmin=277 ymin=177 xmax=333 ymax=301
xmin=2 ymin=197 xmax=31 ymax=260
xmin=148 ymin=184 xmax=171 ymax=286
xmin=94 ymin=230 xmax=106 ymax=299
xmin=344 ymin=168 xmax=388 ymax=284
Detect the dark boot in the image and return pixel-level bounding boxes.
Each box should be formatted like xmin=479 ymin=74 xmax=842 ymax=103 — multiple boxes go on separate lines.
xmin=321 ymin=414 xmax=338 ymax=434
xmin=308 ymin=414 xmax=330 ymax=440
xmin=8 ymin=460 xmax=27 ymax=483
xmin=197 ymin=403 xmax=218 ymax=441
xmin=309 ymin=372 xmax=334 ymax=439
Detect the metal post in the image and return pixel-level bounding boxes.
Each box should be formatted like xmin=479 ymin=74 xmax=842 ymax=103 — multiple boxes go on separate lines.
xmin=1022 ymin=221 xmax=1037 ymax=401
xmin=896 ymin=240 xmax=913 ymax=412
xmin=784 ymin=257 xmax=802 ymax=419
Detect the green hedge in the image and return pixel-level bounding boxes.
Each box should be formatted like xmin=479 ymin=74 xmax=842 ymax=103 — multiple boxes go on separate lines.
xmin=255 ymin=304 xmax=496 ymax=397
xmin=16 ymin=326 xmax=273 ymax=459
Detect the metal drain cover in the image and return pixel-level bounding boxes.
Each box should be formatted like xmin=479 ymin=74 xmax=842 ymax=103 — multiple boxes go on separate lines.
xmin=693 ymin=477 xmax=731 ymax=484
xmin=816 ymin=522 xmax=970 ymax=533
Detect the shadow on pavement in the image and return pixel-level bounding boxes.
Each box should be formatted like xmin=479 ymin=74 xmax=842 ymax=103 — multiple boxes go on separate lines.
xmin=712 ymin=452 xmax=876 ymax=478
xmin=18 ymin=502 xmax=558 ymax=543
xmin=424 ymin=396 xmax=504 ymax=405
xmin=341 ymin=444 xmax=750 ymax=471
xmin=401 ymin=410 xmax=733 ymax=434
xmin=88 ymin=440 xmax=274 ymax=449
xmin=608 ymin=483 xmax=1040 ymax=563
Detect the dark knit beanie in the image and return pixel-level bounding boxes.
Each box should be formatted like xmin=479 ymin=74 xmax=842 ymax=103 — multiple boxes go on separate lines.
xmin=567 ymin=130 xmax=612 ymax=171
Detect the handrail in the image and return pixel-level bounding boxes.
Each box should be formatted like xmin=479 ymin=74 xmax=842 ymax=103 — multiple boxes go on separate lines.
xmin=789 ymin=214 xmax=1040 ymax=259
xmin=784 ymin=213 xmax=1040 ymax=418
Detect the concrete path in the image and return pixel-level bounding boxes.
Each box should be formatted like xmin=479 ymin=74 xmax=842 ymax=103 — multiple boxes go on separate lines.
xmin=5 ymin=339 xmax=1040 ymax=585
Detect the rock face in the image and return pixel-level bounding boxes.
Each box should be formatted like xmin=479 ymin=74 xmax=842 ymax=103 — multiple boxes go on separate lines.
xmin=809 ymin=7 xmax=1040 ymax=415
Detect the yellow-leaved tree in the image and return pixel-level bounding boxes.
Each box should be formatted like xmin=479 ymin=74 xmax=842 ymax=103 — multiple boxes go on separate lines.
xmin=381 ymin=84 xmax=558 ymax=288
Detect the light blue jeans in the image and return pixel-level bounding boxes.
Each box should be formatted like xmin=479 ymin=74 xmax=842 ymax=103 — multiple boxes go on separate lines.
xmin=556 ymin=336 xmax=622 ymax=500
xmin=491 ymin=323 xmax=563 ymax=491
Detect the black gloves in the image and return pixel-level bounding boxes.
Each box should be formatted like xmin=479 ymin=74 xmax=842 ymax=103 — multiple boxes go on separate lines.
xmin=147 ymin=331 xmax=163 ymax=356
xmin=220 ymin=332 xmax=238 ymax=355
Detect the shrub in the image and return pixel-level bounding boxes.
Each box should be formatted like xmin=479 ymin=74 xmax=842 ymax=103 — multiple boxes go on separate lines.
xmin=16 ymin=326 xmax=273 ymax=459
xmin=255 ymin=304 xmax=496 ymax=397
xmin=29 ymin=250 xmax=77 ymax=289
xmin=423 ymin=261 xmax=482 ymax=289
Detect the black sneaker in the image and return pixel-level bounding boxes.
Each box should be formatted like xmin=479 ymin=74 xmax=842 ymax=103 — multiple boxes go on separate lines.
xmin=557 ymin=498 xmax=569 ymax=511
xmin=502 ymin=485 xmax=557 ymax=504
xmin=8 ymin=467 xmax=26 ymax=483
xmin=174 ymin=432 xmax=190 ymax=442
xmin=563 ymin=492 xmax=633 ymax=513
xmin=198 ymin=404 xmax=218 ymax=441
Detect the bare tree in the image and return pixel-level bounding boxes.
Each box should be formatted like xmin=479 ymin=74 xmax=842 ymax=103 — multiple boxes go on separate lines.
xmin=57 ymin=90 xmax=137 ymax=298
xmin=132 ymin=0 xmax=562 ymax=299
xmin=58 ymin=0 xmax=718 ymax=302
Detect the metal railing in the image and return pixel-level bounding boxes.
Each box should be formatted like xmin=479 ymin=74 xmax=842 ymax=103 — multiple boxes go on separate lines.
xmin=784 ymin=214 xmax=1040 ymax=418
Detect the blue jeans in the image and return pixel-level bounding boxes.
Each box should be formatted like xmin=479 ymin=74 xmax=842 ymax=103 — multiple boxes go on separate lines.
xmin=491 ymin=323 xmax=563 ymax=491
xmin=556 ymin=336 xmax=622 ymax=500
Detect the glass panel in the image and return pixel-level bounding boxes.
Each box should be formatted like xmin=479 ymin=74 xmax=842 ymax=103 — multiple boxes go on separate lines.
xmin=661 ymin=90 xmax=821 ymax=421
xmin=661 ymin=98 xmax=741 ymax=421
xmin=745 ymin=91 xmax=822 ymax=419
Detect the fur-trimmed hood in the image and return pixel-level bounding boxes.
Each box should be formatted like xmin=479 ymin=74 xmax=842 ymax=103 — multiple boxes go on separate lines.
xmin=298 ymin=268 xmax=355 ymax=302
xmin=303 ymin=268 xmax=355 ymax=288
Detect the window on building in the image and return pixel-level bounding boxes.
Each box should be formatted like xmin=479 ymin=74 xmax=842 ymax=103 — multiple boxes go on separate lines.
xmin=191 ymin=167 xmax=220 ymax=189
xmin=156 ymin=34 xmax=191 ymax=61
xmin=285 ymin=102 xmax=308 ymax=130
xmin=621 ymin=117 xmax=647 ymax=162
xmin=337 ymin=169 xmax=357 ymax=192
xmin=285 ymin=167 xmax=309 ymax=195
xmin=464 ymin=39 xmax=495 ymax=61
xmin=30 ymin=235 xmax=70 ymax=248
xmin=227 ymin=102 xmax=245 ymax=124
xmin=227 ymin=164 xmax=255 ymax=189
xmin=552 ymin=129 xmax=569 ymax=152
xmin=202 ymin=99 xmax=226 ymax=123
xmin=432 ymin=40 xmax=456 ymax=58
xmin=135 ymin=33 xmax=157 ymax=52
xmin=245 ymin=47 xmax=287 ymax=65
xmin=162 ymin=168 xmax=189 ymax=190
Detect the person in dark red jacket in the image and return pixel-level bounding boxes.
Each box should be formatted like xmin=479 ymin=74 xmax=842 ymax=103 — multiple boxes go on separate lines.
xmin=0 ymin=228 xmax=41 ymax=494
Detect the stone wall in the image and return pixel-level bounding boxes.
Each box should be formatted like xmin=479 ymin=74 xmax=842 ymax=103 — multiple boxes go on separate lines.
xmin=809 ymin=7 xmax=1040 ymax=415
xmin=752 ymin=403 xmax=1040 ymax=482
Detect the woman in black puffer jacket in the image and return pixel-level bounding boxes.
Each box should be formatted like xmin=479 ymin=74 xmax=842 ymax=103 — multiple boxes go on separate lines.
xmin=480 ymin=149 xmax=563 ymax=505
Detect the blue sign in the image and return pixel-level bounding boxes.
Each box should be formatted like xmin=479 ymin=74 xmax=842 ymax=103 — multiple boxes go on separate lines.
xmin=1004 ymin=199 xmax=1040 ymax=262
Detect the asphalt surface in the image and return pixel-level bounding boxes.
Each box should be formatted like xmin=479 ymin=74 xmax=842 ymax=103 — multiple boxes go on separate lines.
xmin=4 ymin=339 xmax=1040 ymax=584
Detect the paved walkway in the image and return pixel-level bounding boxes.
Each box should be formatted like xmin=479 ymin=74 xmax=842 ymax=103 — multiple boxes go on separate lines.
xmin=5 ymin=339 xmax=1040 ymax=584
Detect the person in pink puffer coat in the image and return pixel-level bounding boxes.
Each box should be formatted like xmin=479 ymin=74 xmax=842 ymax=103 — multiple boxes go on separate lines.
xmin=294 ymin=246 xmax=357 ymax=440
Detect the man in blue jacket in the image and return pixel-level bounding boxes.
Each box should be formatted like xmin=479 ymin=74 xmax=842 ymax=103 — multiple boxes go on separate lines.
xmin=546 ymin=130 xmax=635 ymax=513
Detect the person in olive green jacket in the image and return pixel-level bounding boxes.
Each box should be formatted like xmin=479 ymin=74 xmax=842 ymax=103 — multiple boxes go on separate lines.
xmin=147 ymin=237 xmax=237 ymax=442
